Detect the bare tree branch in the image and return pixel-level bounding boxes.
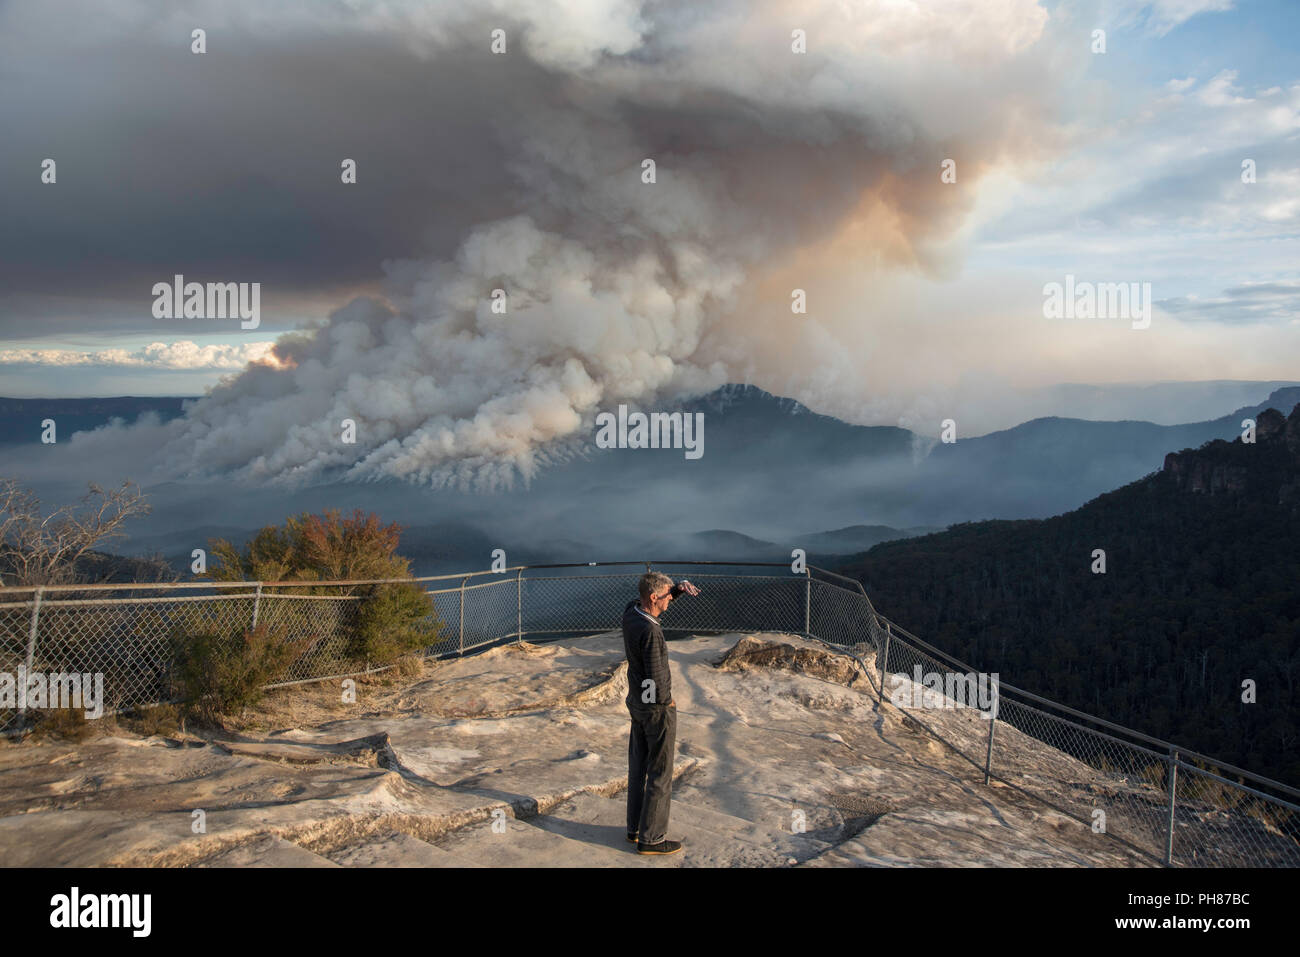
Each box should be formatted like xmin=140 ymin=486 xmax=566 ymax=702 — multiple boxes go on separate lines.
xmin=0 ymin=478 xmax=152 ymax=586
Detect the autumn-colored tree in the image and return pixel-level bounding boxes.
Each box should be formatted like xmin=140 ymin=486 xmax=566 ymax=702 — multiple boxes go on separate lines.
xmin=210 ymin=509 xmax=415 ymax=591
xmin=206 ymin=509 xmax=440 ymax=666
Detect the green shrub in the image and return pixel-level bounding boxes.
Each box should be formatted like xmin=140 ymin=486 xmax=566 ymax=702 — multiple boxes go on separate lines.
xmin=351 ymin=582 xmax=440 ymax=665
xmin=170 ymin=622 xmax=312 ymax=725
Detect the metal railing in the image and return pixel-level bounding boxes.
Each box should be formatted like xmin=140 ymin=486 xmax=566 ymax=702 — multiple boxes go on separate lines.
xmin=1 ymin=560 xmax=1296 ymax=867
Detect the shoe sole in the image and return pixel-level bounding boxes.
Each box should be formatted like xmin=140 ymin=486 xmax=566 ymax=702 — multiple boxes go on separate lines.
xmin=637 ymin=846 xmax=683 ymax=855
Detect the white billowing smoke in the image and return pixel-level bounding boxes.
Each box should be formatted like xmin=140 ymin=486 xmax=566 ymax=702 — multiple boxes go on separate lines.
xmin=145 ymin=0 xmax=1062 ymax=488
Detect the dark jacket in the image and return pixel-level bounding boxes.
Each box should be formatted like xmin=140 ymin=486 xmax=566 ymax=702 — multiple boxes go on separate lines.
xmin=622 ymin=599 xmax=672 ymax=708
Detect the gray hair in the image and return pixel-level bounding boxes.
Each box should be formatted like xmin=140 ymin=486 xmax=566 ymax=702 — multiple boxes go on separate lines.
xmin=638 ymin=571 xmax=675 ymax=602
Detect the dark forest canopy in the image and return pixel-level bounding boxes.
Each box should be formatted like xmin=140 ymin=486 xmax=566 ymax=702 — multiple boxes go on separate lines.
xmin=835 ymin=405 xmax=1300 ymax=787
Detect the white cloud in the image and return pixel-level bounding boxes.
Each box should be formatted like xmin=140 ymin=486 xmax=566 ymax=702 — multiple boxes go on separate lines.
xmin=1198 ymin=69 xmax=1252 ymax=106
xmin=0 ymin=340 xmax=279 ymax=370
xmin=975 ymin=71 xmax=1300 ymax=241
xmin=1159 ymin=279 xmax=1300 ymax=323
xmin=1109 ymin=0 xmax=1236 ymax=37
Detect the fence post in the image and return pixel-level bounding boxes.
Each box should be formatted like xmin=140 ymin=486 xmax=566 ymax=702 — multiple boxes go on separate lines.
xmin=251 ymin=582 xmax=263 ymax=629
xmin=516 ymin=568 xmax=523 ymax=643
xmin=20 ymin=588 xmax=43 ymax=717
xmin=983 ymin=710 xmax=997 ymax=785
xmin=804 ymin=569 xmax=811 ymax=638
xmin=1165 ymin=748 xmax=1179 ymax=866
xmin=878 ymin=620 xmax=891 ymax=705
xmin=459 ymin=576 xmax=467 ymax=657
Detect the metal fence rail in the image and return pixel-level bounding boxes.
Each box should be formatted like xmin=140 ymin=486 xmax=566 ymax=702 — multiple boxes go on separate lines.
xmin=1 ymin=561 xmax=1296 ymax=867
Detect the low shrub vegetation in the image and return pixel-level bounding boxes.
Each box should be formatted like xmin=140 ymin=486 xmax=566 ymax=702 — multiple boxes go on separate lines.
xmin=170 ymin=622 xmax=313 ymax=725
xmin=208 ymin=508 xmax=442 ymax=669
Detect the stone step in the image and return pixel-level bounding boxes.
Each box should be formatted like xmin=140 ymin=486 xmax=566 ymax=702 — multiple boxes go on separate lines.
xmin=328 ymin=830 xmax=482 ymax=868
xmin=193 ymin=835 xmax=340 ymax=868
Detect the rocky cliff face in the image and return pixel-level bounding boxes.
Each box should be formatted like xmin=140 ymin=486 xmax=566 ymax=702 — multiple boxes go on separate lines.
xmin=1163 ymin=403 xmax=1300 ymax=508
xmin=1163 ymin=455 xmax=1250 ymax=494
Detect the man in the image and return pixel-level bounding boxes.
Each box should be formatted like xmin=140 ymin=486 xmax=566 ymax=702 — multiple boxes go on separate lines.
xmin=622 ymin=571 xmax=700 ymax=855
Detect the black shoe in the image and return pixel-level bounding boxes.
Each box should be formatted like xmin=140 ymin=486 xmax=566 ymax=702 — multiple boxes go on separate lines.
xmin=637 ymin=839 xmax=683 ymax=855
xmin=626 ymin=832 xmax=638 ymax=843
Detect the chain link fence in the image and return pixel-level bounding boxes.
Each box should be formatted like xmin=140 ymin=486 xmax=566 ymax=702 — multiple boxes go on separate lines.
xmin=1 ymin=561 xmax=1295 ymax=866
xmin=849 ymin=608 xmax=1300 ymax=867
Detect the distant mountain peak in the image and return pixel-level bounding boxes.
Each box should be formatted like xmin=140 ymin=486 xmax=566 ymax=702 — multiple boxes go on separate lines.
xmin=691 ymin=383 xmax=813 ymax=416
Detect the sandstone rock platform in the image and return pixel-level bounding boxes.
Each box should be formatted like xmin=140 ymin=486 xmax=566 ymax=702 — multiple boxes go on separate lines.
xmin=0 ymin=632 xmax=1151 ymax=867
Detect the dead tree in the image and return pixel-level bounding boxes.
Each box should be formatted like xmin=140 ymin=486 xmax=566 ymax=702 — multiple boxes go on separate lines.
xmin=0 ymin=478 xmax=152 ymax=586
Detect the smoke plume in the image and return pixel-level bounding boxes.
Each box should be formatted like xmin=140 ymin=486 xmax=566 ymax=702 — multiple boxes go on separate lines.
xmin=77 ymin=0 xmax=1068 ymax=488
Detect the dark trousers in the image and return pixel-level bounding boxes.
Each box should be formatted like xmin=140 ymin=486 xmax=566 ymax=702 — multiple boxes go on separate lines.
xmin=626 ymin=702 xmax=676 ymax=844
